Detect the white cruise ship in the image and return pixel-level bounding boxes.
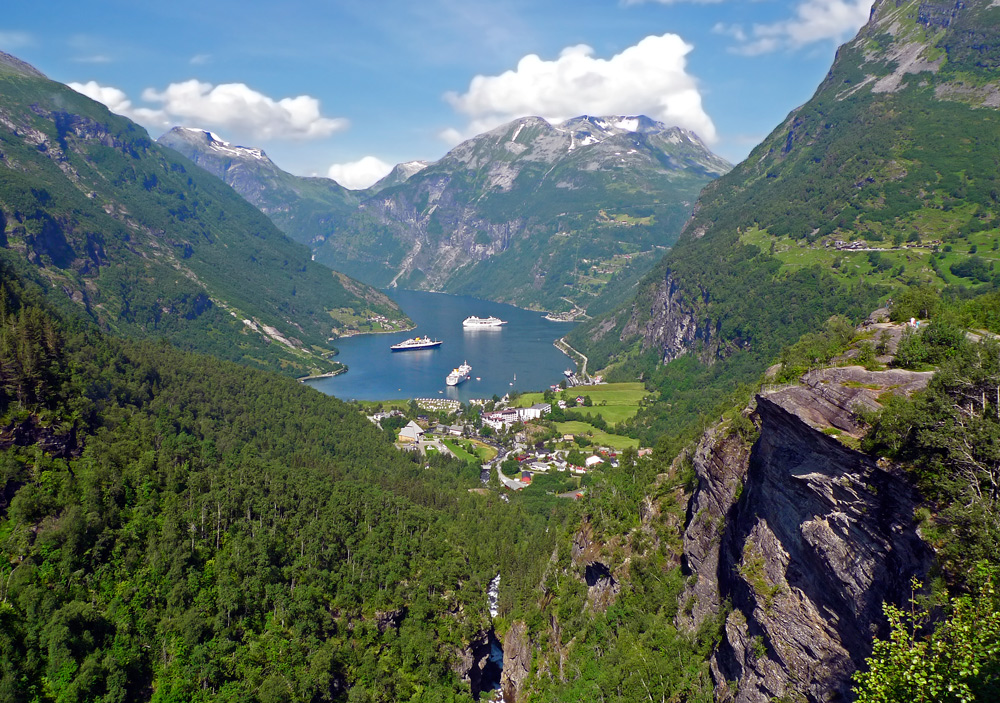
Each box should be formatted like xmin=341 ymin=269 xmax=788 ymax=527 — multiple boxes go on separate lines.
xmin=446 ymin=361 xmax=472 ymax=386
xmin=390 ymin=336 xmax=442 ymax=352
xmin=462 ymin=315 xmax=507 ymax=328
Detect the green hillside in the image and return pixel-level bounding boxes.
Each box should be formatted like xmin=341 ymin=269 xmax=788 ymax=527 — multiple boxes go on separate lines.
xmin=0 ymin=58 xmax=409 ymax=377
xmin=570 ymin=0 xmax=1000 ymax=438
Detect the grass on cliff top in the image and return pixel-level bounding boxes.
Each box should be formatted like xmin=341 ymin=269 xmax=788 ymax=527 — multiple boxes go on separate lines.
xmin=740 ymin=224 xmax=1000 ymax=291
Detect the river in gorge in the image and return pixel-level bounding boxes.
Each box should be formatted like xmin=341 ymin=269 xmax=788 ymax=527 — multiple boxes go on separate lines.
xmin=304 ymin=290 xmax=579 ymax=402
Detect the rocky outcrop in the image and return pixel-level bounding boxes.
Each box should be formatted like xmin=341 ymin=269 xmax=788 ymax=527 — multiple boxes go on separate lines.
xmin=680 ymin=388 xmax=932 ymax=702
xmin=456 ymin=628 xmax=504 ymax=700
xmin=621 ymin=271 xmax=714 ymax=364
xmin=500 ymin=621 xmax=531 ymax=703
xmin=677 ymin=423 xmax=754 ymax=632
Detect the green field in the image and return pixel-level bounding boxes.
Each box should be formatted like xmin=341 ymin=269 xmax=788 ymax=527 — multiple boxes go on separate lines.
xmin=441 ymin=438 xmax=497 ymax=464
xmin=441 ymin=438 xmax=478 ymax=463
xmin=740 ymin=224 xmax=1000 ymax=291
xmin=514 ymin=382 xmax=651 ymax=424
xmin=555 ymin=421 xmax=639 ymax=450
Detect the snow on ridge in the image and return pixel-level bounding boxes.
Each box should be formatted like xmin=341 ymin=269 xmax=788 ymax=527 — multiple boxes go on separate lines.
xmin=613 ymin=117 xmax=640 ymax=132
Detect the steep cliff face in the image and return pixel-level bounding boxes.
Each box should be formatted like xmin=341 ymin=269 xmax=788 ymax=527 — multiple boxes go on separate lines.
xmin=680 ymin=371 xmax=934 ymax=701
xmin=618 ymin=271 xmax=722 ymax=363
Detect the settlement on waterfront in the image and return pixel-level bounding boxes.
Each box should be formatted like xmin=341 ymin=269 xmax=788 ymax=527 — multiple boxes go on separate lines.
xmin=365 ymin=380 xmax=650 ymax=497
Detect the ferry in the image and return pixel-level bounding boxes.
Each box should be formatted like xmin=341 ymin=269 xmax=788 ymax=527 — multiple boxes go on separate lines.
xmin=463 ymin=315 xmax=507 ymax=328
xmin=446 ymin=361 xmax=472 ymax=386
xmin=390 ymin=336 xmax=442 ymax=352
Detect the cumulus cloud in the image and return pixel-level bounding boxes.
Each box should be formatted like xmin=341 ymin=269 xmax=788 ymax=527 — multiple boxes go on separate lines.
xmin=141 ymin=80 xmax=348 ymax=140
xmin=189 ymin=53 xmax=212 ymax=65
xmin=70 ymin=79 xmax=347 ymax=141
xmin=327 ymin=156 xmax=393 ymax=190
xmin=443 ymin=34 xmax=716 ymax=143
xmin=718 ymin=0 xmax=873 ymax=55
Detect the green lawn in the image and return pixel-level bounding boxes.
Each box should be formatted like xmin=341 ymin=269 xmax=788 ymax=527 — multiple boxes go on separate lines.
xmin=514 ymin=382 xmax=651 ymax=424
xmin=555 ymin=421 xmax=639 ymax=450
xmin=441 ymin=438 xmax=479 ymax=463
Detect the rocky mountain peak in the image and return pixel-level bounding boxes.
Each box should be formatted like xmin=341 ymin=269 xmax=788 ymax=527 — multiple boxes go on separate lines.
xmin=0 ymin=51 xmax=46 ymax=79
xmin=368 ymin=159 xmax=431 ymax=193
xmin=160 ymin=126 xmax=273 ymax=165
xmin=819 ymin=0 xmax=1000 ymax=102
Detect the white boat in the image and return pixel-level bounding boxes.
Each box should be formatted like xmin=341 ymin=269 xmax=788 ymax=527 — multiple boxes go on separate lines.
xmin=446 ymin=361 xmax=472 ymax=386
xmin=390 ymin=336 xmax=442 ymax=351
xmin=463 ymin=316 xmax=507 ymax=328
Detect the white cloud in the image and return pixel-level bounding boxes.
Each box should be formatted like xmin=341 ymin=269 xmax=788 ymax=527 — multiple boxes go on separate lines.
xmin=70 ymin=79 xmax=347 ymax=141
xmin=68 ymin=80 xmax=170 ymax=128
xmin=189 ymin=53 xmax=212 ymax=65
xmin=327 ymin=156 xmax=393 ymax=190
xmin=141 ymin=80 xmax=348 ymax=140
xmin=0 ymin=30 xmax=34 ymax=49
xmin=443 ymin=34 xmax=717 ymax=143
xmin=720 ymin=0 xmax=874 ymax=55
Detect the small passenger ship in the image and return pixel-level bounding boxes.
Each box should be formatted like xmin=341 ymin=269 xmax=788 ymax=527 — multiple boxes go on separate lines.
xmin=390 ymin=336 xmax=442 ymax=352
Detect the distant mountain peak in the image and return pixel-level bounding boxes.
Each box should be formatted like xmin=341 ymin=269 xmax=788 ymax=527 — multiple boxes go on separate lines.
xmin=162 ymin=126 xmax=272 ymax=164
xmin=369 ymin=160 xmax=430 ymax=192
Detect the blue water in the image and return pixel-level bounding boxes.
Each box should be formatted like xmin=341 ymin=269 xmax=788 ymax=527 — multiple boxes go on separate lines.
xmin=305 ymin=290 xmax=578 ymax=402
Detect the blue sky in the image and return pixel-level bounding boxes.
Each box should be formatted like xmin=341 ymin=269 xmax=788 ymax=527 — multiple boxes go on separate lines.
xmin=2 ymin=0 xmax=874 ymax=188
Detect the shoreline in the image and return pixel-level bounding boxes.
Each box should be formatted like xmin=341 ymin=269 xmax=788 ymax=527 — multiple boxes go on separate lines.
xmin=298 ymin=365 xmax=347 ymax=382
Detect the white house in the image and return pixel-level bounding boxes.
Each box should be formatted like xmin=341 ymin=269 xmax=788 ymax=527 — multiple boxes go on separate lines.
xmin=398 ymin=421 xmax=425 ymax=443
xmin=585 ymin=455 xmax=604 ymax=468
xmin=517 ymin=402 xmax=552 ymax=421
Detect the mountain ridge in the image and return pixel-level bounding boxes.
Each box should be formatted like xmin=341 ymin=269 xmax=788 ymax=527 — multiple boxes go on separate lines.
xmin=0 ymin=54 xmax=409 ymax=377
xmin=160 ymin=113 xmax=731 ymax=314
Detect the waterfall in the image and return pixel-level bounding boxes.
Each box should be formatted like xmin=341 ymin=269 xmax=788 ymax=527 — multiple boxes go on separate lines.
xmin=488 ymin=573 xmax=500 ymax=618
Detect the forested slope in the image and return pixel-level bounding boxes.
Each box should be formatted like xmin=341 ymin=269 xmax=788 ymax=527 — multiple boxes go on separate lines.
xmin=0 ymin=258 xmax=562 ymax=701
xmin=0 ymin=52 xmax=408 ymax=378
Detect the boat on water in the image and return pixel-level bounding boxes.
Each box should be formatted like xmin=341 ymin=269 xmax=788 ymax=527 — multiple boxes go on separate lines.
xmin=390 ymin=336 xmax=442 ymax=352
xmin=446 ymin=361 xmax=472 ymax=386
xmin=463 ymin=315 xmax=507 ymax=328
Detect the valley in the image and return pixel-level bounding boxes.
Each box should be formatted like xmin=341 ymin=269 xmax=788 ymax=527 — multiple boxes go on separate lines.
xmin=3 ymin=0 xmax=1000 ymax=701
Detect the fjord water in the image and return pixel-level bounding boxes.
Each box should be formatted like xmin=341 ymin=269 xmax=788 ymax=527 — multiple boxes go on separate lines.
xmin=305 ymin=290 xmax=578 ymax=402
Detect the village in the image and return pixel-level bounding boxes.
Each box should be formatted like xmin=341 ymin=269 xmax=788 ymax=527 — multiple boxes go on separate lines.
xmin=364 ymin=381 xmax=652 ymax=497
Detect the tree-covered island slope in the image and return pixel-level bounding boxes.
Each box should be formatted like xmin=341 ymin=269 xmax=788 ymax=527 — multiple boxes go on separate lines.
xmin=159 ymin=115 xmax=731 ymax=316
xmin=0 ymin=52 xmax=410 ymax=379
xmin=570 ymin=0 xmax=1000 ymax=438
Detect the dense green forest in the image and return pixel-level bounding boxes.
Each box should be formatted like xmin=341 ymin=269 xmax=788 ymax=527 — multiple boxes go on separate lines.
xmin=0 ymin=252 xmax=723 ymax=702
xmin=0 ymin=259 xmax=560 ymax=701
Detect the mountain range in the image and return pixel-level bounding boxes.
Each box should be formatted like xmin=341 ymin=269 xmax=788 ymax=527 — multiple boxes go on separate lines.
xmin=0 ymin=52 xmax=409 ymax=377
xmin=159 ymin=114 xmax=731 ymax=315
